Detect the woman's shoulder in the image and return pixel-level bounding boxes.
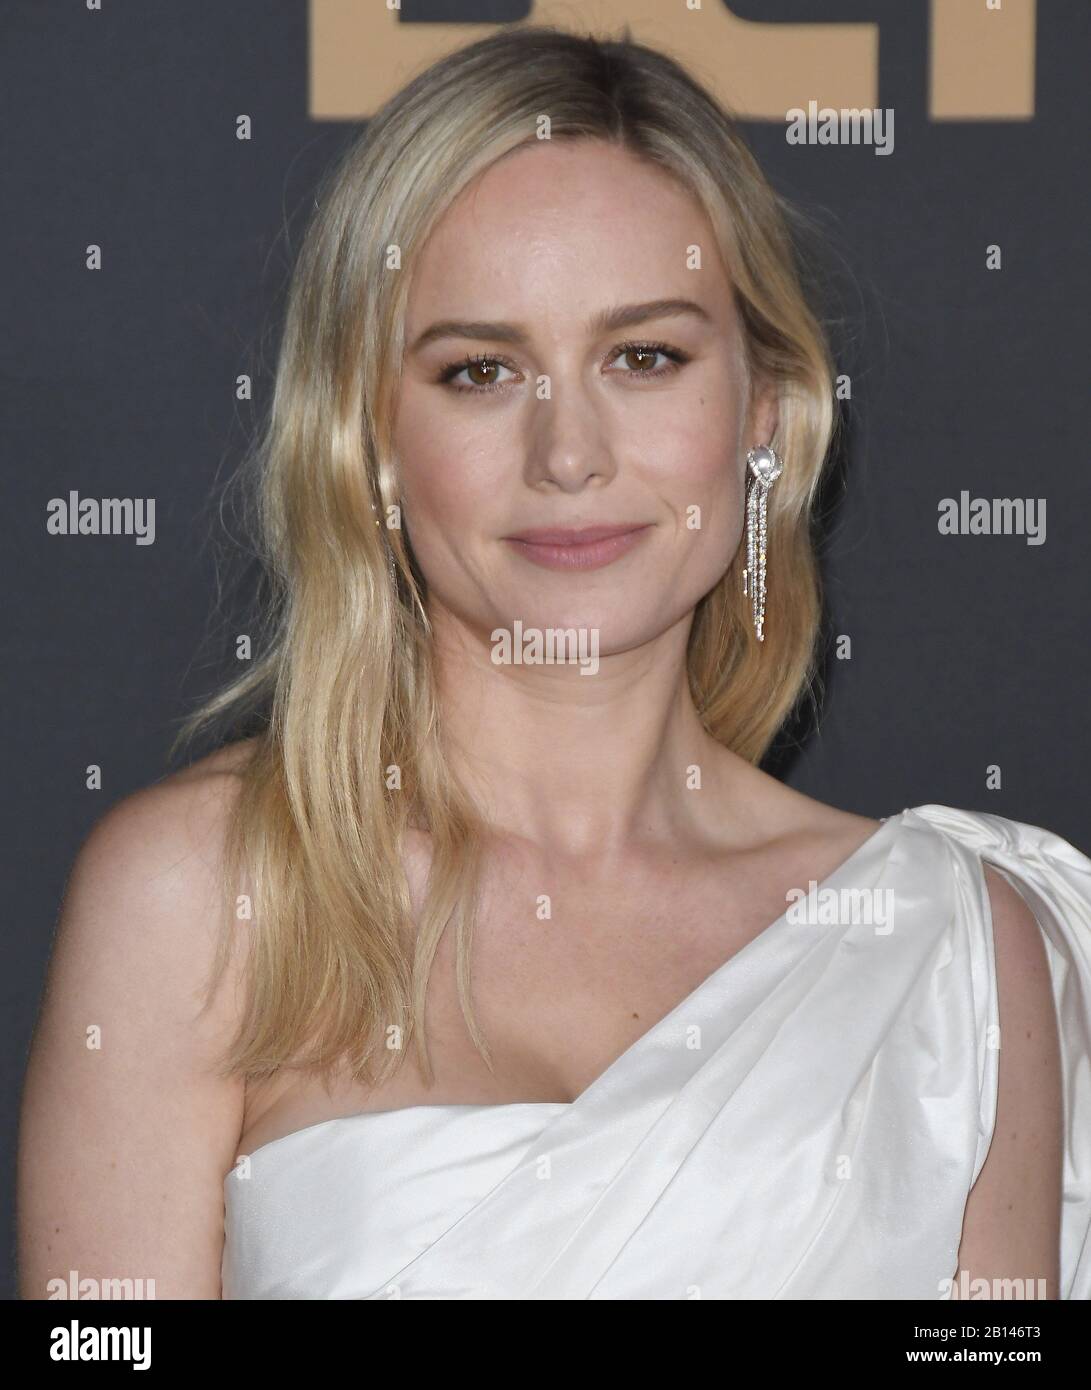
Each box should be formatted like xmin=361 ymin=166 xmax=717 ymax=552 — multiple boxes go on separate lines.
xmin=57 ymin=737 xmax=266 ymax=986
xmin=77 ymin=736 xmax=261 ymax=864
xmin=19 ymin=740 xmax=262 ymax=1296
xmin=876 ymin=802 xmax=1091 ymax=966
xmin=897 ymin=801 xmax=1090 ymax=861
xmin=905 ymin=804 xmax=1076 ymax=1296
xmin=896 ymin=801 xmax=1091 ymax=1296
xmin=163 ymin=735 xmax=263 ymax=799
xmin=718 ymin=760 xmax=883 ymax=857
xmin=757 ymin=788 xmax=1089 ymax=1032
xmin=838 ymin=799 xmax=1081 ymax=1296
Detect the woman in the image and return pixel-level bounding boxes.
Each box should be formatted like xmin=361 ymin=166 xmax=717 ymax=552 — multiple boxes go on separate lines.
xmin=17 ymin=25 xmax=1091 ymax=1301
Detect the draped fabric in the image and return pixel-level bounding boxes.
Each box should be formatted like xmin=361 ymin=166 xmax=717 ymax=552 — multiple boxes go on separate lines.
xmin=221 ymin=805 xmax=1091 ymax=1300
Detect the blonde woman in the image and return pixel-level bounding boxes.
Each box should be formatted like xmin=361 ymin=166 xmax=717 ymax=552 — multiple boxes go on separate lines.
xmin=17 ymin=26 xmax=1091 ymax=1301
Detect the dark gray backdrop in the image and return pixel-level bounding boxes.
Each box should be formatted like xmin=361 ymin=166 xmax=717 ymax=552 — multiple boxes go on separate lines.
xmin=3 ymin=0 xmax=1089 ymax=1299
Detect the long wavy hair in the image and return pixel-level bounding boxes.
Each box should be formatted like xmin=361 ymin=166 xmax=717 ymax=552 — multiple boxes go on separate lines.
xmin=175 ymin=24 xmax=840 ymax=1090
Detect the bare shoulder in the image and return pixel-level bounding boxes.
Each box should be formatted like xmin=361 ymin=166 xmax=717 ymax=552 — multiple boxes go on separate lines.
xmin=52 ymin=736 xmax=261 ymax=936
xmin=732 ymin=760 xmax=883 ymax=856
xmin=94 ymin=735 xmax=256 ymax=850
xmin=16 ymin=737 xmax=261 ymax=1299
xmin=165 ymin=733 xmax=262 ymax=793
xmin=955 ymin=864 xmax=1063 ymax=1297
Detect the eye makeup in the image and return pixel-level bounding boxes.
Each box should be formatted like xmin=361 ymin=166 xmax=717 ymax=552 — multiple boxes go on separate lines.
xmin=436 ymin=340 xmax=692 ymax=394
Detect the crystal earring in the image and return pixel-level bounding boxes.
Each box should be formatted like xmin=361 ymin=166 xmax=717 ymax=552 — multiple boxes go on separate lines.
xmin=741 ymin=445 xmax=783 ymax=643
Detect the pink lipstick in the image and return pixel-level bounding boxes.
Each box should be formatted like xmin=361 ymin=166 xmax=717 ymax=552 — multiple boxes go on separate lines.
xmin=503 ymin=523 xmax=653 ymax=572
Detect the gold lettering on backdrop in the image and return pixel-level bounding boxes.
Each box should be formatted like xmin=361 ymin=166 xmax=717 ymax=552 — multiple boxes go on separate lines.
xmin=310 ymin=0 xmax=1036 ymax=122
xmin=930 ymin=0 xmax=1036 ymax=119
xmin=310 ymin=0 xmax=876 ymax=120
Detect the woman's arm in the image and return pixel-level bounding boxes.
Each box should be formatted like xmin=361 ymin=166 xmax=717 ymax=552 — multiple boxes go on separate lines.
xmin=16 ymin=766 xmax=248 ymax=1300
xmin=954 ymin=864 xmax=1064 ymax=1298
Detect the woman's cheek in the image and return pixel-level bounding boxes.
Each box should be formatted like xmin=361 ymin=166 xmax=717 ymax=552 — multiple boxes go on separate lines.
xmin=678 ymin=470 xmax=745 ymax=581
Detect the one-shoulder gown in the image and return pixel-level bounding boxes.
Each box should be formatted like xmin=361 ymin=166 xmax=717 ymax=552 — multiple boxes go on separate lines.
xmin=221 ymin=805 xmax=1091 ymax=1299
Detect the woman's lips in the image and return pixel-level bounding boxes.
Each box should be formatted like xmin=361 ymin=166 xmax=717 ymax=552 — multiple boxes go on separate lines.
xmin=503 ymin=524 xmax=653 ymax=572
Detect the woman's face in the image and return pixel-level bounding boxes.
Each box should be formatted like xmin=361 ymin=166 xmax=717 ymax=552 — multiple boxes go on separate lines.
xmin=392 ymin=138 xmax=776 ymax=650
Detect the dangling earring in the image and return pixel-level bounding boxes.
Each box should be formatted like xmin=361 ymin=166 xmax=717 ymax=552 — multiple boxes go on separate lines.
xmin=741 ymin=445 xmax=783 ymax=643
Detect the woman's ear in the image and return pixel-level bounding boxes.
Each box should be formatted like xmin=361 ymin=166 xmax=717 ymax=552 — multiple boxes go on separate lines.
xmin=747 ymin=376 xmax=779 ymax=450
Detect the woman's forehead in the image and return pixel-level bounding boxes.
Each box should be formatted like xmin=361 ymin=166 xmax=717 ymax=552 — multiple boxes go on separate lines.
xmin=404 ymin=145 xmax=732 ymax=333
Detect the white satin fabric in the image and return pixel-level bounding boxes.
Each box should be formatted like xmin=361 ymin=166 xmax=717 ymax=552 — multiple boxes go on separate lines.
xmin=221 ymin=804 xmax=1091 ymax=1300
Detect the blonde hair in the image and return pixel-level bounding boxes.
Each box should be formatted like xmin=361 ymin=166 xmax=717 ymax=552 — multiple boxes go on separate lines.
xmin=175 ymin=25 xmax=840 ymax=1089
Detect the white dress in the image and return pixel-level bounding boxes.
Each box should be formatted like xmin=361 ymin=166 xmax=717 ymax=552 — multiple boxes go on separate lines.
xmin=220 ymin=805 xmax=1091 ymax=1300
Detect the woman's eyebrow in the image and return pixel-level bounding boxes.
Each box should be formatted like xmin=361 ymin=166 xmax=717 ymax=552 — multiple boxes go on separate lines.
xmin=407 ymin=297 xmax=713 ymax=354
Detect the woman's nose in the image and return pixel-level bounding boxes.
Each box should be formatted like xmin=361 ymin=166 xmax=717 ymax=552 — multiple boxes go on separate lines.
xmin=522 ymin=377 xmax=618 ymax=494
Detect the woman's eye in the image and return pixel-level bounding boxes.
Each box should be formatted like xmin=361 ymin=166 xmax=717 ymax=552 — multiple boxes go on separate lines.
xmin=440 ymin=357 xmax=517 ymax=393
xmin=609 ymin=344 xmax=686 ymax=377
xmin=437 ymin=342 xmax=688 ymax=394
